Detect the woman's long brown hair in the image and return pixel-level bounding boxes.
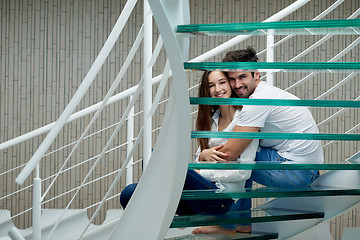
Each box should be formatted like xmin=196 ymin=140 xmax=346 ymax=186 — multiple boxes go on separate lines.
xmin=196 ymin=71 xmax=217 ymax=151
xmin=196 ymin=71 xmax=240 ymax=151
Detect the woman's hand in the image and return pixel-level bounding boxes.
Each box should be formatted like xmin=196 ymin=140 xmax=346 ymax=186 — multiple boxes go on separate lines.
xmin=199 ymin=145 xmax=228 ymax=162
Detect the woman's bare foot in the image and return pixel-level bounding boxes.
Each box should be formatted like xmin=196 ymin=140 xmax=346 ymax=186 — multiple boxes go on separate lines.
xmin=236 ymin=225 xmax=251 ymax=233
xmin=191 ymin=225 xmax=236 ymax=235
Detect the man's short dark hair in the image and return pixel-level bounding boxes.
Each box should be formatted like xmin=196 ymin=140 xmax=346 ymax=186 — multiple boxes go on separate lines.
xmin=222 ymin=46 xmax=258 ymax=63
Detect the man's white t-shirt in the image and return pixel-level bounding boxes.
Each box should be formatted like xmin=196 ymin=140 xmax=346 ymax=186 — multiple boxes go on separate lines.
xmin=195 ymin=109 xmax=259 ymax=190
xmin=236 ymin=81 xmax=324 ymax=164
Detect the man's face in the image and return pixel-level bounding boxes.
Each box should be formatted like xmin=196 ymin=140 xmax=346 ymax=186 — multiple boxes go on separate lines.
xmin=227 ymin=70 xmax=260 ymax=98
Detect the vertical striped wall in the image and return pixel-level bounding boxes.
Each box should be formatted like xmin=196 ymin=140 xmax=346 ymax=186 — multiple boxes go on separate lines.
xmin=0 ymin=0 xmax=147 ymax=227
xmin=0 ymin=0 xmax=359 ymax=238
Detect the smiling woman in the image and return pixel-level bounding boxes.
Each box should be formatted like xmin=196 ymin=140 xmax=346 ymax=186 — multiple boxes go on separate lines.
xmin=120 ymin=70 xmax=259 ymax=234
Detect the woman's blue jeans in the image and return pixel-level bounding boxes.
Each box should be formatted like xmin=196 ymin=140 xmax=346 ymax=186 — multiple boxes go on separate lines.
xmin=120 ymin=169 xmax=234 ymax=216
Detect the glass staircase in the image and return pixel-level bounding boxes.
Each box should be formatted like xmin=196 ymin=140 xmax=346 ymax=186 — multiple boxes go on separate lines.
xmin=181 ymin=186 xmax=360 ymax=200
xmin=166 ymin=232 xmax=279 ymax=240
xmin=188 ymin=161 xmax=360 ymax=170
xmin=176 ymin=19 xmax=360 ymax=36
xmin=171 ymin=208 xmax=325 ymax=229
xmin=166 ymin=16 xmax=360 ymax=240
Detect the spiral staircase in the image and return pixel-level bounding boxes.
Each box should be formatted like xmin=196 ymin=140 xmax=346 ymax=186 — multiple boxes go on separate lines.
xmin=1 ymin=0 xmax=360 ymax=239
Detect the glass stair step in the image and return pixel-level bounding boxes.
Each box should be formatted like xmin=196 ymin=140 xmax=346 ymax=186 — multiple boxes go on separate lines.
xmin=181 ymin=186 xmax=360 ymax=200
xmin=190 ymin=97 xmax=360 ymax=108
xmin=188 ymin=162 xmax=360 ymax=170
xmin=167 ymin=231 xmax=278 ymax=240
xmin=184 ymin=62 xmax=360 ymax=73
xmin=177 ymin=19 xmax=360 ymax=36
xmin=191 ymin=131 xmax=360 ymax=141
xmin=170 ymin=208 xmax=324 ymax=228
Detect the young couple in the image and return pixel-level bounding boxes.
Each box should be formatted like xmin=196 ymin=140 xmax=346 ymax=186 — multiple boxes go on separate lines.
xmin=120 ymin=47 xmax=324 ymax=235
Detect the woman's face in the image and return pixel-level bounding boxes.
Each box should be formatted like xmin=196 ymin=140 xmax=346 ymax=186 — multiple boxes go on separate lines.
xmin=208 ymin=71 xmax=232 ymax=99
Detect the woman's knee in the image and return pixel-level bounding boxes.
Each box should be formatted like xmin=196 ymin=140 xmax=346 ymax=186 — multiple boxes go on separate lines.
xmin=120 ymin=183 xmax=138 ymax=208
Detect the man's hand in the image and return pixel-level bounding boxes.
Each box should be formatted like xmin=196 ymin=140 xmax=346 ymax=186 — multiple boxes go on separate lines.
xmin=199 ymin=145 xmax=228 ymax=162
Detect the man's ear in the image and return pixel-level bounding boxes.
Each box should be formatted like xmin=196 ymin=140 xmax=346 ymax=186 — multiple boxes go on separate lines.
xmin=254 ymin=71 xmax=261 ymax=81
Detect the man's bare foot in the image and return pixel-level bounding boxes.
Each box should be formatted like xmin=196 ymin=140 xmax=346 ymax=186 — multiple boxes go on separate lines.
xmin=191 ymin=225 xmax=236 ymax=235
xmin=236 ymin=225 xmax=251 ymax=233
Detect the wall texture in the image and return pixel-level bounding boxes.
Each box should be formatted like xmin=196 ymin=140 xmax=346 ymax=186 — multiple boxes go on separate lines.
xmin=0 ymin=0 xmax=359 ymax=239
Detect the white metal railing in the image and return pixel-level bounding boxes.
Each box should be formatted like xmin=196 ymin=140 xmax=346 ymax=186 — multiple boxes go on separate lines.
xmin=46 ymin=75 xmax=144 ymax=239
xmin=7 ymin=1 xmax=141 ymax=239
xmin=15 ymin=0 xmax=139 ymax=187
xmin=0 ymin=101 xmax=201 ymax=223
xmin=1 ymin=0 xmax=360 ymax=239
xmin=285 ymin=36 xmax=360 ymax=91
xmin=78 ymin=126 xmax=144 ymax=239
xmin=143 ymin=0 xmax=153 ymax=169
xmin=41 ymin=25 xmax=145 ymax=203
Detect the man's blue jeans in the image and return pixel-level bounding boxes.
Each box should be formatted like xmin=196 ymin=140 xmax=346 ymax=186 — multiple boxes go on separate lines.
xmin=120 ymin=169 xmax=234 ymax=216
xmin=232 ymin=147 xmax=320 ymax=213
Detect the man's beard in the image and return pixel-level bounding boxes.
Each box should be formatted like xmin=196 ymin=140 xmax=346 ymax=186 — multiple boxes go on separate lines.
xmin=236 ymin=87 xmax=254 ymax=98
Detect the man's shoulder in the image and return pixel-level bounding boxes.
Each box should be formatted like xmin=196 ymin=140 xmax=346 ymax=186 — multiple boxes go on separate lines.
xmin=252 ymin=81 xmax=298 ymax=100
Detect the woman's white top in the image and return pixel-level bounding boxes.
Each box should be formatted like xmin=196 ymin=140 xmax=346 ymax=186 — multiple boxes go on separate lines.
xmin=195 ymin=109 xmax=259 ymax=190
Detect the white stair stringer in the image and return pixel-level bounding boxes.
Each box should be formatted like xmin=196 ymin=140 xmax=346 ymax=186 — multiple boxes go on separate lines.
xmin=0 ymin=209 xmax=124 ymax=240
xmin=252 ymin=169 xmax=360 ymax=239
xmin=33 ymin=209 xmax=90 ymax=240
xmin=76 ymin=209 xmax=197 ymax=240
xmin=11 ymin=209 xmax=88 ymax=240
xmin=107 ymin=0 xmax=191 ymax=239
xmin=75 ymin=209 xmax=124 ymax=240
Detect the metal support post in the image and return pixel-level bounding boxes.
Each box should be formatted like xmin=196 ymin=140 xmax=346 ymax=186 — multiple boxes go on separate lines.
xmin=266 ymin=29 xmax=274 ymax=86
xmin=126 ymin=95 xmax=135 ymax=185
xmin=143 ymin=0 xmax=153 ymax=168
xmin=33 ymin=165 xmax=41 ymax=240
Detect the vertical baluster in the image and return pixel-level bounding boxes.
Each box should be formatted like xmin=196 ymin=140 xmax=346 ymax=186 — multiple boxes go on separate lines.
xmin=126 ymin=95 xmax=135 ymax=185
xmin=33 ymin=164 xmax=41 ymax=240
xmin=143 ymin=0 xmax=153 ymax=168
xmin=266 ymin=29 xmax=274 ymax=86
